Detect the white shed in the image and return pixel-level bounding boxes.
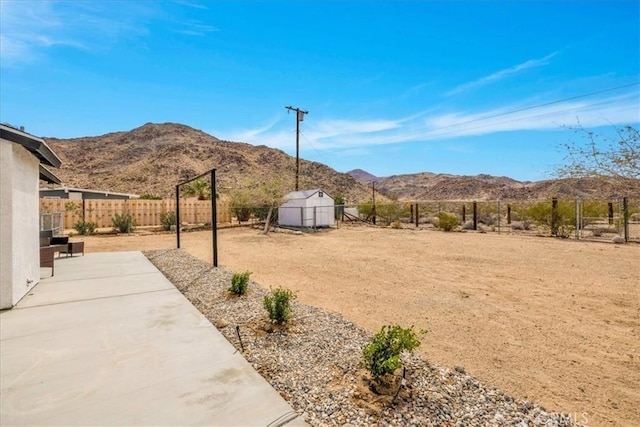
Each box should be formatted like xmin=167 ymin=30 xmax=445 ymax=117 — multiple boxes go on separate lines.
xmin=278 ymin=189 xmax=335 ymax=228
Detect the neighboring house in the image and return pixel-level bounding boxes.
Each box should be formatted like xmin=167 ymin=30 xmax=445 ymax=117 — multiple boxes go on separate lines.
xmin=1 ymin=124 xmax=62 ymax=309
xmin=40 ymin=187 xmax=139 ymax=200
xmin=278 ymin=189 xmax=335 ymax=228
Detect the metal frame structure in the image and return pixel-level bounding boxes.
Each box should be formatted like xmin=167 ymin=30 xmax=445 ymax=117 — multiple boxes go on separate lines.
xmin=175 ymin=168 xmax=218 ymax=267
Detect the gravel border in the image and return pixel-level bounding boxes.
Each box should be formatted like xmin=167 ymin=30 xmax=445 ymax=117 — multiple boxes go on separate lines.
xmin=145 ymin=249 xmax=580 ymax=426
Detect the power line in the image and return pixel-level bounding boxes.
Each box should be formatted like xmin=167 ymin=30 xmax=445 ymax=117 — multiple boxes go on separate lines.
xmin=428 ymin=93 xmax=639 ymax=138
xmin=430 ymin=82 xmax=639 ymax=133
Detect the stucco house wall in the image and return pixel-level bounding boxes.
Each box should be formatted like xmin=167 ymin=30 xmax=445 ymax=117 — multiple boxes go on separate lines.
xmin=1 ymin=124 xmax=61 ymax=310
xmin=0 ymin=142 xmax=41 ymax=309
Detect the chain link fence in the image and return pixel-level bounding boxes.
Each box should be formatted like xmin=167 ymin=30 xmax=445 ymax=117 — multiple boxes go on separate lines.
xmin=339 ymin=197 xmax=639 ymax=242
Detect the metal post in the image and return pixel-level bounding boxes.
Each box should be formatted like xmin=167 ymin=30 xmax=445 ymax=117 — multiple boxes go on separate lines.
xmin=575 ymin=198 xmax=580 ymax=240
xmin=211 ymin=169 xmax=218 ymax=267
xmin=551 ymin=197 xmax=558 ymax=236
xmin=608 ymin=202 xmax=614 ymax=225
xmin=372 ymin=182 xmax=376 ymax=225
xmin=415 ymin=204 xmax=419 ymax=228
xmin=473 ymin=202 xmax=477 ymax=231
xmin=623 ymin=197 xmax=629 ymax=242
xmin=295 ymin=115 xmax=300 ymax=191
xmin=507 ymin=205 xmax=511 ymax=225
xmin=285 ymin=106 xmax=308 ymax=191
xmin=176 ymin=185 xmax=181 ymax=249
xmin=497 ymin=201 xmax=501 ymax=235
xmin=462 ymin=205 xmax=466 ymax=222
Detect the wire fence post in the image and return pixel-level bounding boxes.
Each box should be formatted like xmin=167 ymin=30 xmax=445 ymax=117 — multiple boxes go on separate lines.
xmin=575 ymin=198 xmax=580 ymax=240
xmin=472 ymin=202 xmax=477 ymax=231
xmin=211 ymin=169 xmax=218 ymax=267
xmin=623 ymin=197 xmax=629 ymax=242
xmin=497 ymin=201 xmax=501 ymax=235
xmin=175 ymin=185 xmax=181 ymax=249
xmin=551 ymin=198 xmax=558 ymax=236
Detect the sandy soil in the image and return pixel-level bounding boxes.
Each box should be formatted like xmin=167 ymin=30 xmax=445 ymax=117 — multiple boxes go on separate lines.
xmin=78 ymin=225 xmax=639 ymax=426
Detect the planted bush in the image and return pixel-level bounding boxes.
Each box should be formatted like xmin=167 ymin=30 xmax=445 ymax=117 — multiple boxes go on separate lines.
xmin=160 ymin=211 xmax=176 ymax=231
xmin=112 ymin=212 xmax=136 ymax=233
xmin=263 ymin=287 xmax=296 ymax=324
xmin=438 ymin=212 xmax=459 ymax=231
xmin=362 ymin=325 xmax=422 ymax=378
xmin=73 ymin=220 xmax=97 ymax=236
xmin=229 ymin=271 xmax=251 ymax=296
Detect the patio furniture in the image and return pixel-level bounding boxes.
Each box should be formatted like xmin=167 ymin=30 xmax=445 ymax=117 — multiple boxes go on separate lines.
xmin=60 ymin=241 xmax=85 ymax=257
xmin=39 ymin=233 xmax=68 ymax=276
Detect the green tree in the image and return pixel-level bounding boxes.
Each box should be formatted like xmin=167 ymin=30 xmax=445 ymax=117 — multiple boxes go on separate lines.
xmin=558 ymin=123 xmax=639 ymax=192
xmin=182 ymin=178 xmax=214 ymax=200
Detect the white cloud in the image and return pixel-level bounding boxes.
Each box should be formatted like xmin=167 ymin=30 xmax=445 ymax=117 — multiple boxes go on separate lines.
xmin=446 ymin=52 xmax=558 ymax=96
xmin=220 ymin=89 xmax=640 ymax=153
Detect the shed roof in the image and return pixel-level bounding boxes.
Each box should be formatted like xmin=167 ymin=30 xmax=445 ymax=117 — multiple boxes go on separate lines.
xmin=0 ymin=124 xmax=62 ymax=168
xmin=40 ymin=187 xmax=140 ymax=199
xmin=283 ymin=189 xmax=333 ymax=200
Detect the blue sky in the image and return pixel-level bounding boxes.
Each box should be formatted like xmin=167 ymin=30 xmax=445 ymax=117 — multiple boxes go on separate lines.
xmin=1 ymin=1 xmax=638 ymax=182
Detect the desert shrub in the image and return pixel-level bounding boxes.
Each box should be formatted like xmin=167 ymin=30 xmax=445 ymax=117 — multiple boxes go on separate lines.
xmin=438 ymin=212 xmax=459 ymax=231
xmin=160 ymin=211 xmax=176 ymax=231
xmin=229 ymin=271 xmax=251 ymax=296
xmin=334 ymin=195 xmax=345 ymax=220
xmin=73 ymin=220 xmax=97 ymax=236
xmin=391 ymin=219 xmax=402 ymax=229
xmin=525 ymin=200 xmax=575 ymax=237
xmin=461 ymin=220 xmax=474 ymax=230
xmin=377 ymin=202 xmax=411 ymax=225
xmin=112 ymin=212 xmax=136 ymax=233
xmin=252 ymin=206 xmax=277 ymax=223
xmin=263 ymin=287 xmax=296 ymax=324
xmin=362 ymin=325 xmax=422 ymax=378
xmin=358 ymin=200 xmax=375 ymax=220
xmin=511 ymin=221 xmax=525 ymax=231
xmin=477 ymin=213 xmax=495 ymax=226
xmin=232 ymin=206 xmax=252 ymax=222
xmin=427 ymin=216 xmax=439 ymax=227
xmin=139 ymin=193 xmax=162 ymax=200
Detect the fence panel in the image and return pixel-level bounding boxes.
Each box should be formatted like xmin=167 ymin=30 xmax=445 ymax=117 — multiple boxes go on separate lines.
xmin=40 ymin=198 xmax=231 ymax=230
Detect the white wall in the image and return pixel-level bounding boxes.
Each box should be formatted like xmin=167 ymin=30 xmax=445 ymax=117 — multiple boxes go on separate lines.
xmin=0 ymin=141 xmax=40 ymax=309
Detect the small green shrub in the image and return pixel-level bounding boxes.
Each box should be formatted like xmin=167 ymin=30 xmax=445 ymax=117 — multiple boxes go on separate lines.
xmin=263 ymin=287 xmax=296 ymax=324
xmin=362 ymin=325 xmax=423 ymax=378
xmin=160 ymin=211 xmax=176 ymax=231
xmin=139 ymin=193 xmax=162 ymax=200
xmin=73 ymin=220 xmax=97 ymax=235
xmin=438 ymin=212 xmax=459 ymax=231
xmin=112 ymin=213 xmax=136 ymax=233
xmin=232 ymin=206 xmax=252 ymax=223
xmin=229 ymin=271 xmax=251 ymax=295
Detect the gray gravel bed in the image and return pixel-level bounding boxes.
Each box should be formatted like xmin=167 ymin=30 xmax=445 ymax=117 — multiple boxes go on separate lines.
xmin=145 ymin=249 xmax=580 ymax=426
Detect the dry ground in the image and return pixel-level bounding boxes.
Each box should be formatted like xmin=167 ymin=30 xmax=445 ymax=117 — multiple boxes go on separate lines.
xmin=78 ymin=226 xmax=639 ymax=426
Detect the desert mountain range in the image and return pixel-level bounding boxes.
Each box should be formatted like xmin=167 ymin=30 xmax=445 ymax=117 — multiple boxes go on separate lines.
xmin=43 ymin=123 xmax=638 ymax=202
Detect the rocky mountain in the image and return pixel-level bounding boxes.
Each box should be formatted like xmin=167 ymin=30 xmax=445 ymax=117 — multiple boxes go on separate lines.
xmin=41 ymin=122 xmax=637 ymax=204
xmin=43 ymin=123 xmax=373 ymax=202
xmin=348 ymin=170 xmax=640 ymax=200
xmin=347 ymin=168 xmax=378 ymax=184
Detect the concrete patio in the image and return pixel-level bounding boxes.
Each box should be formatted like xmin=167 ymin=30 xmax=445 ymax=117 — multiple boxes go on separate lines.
xmin=0 ymin=251 xmax=306 ymax=426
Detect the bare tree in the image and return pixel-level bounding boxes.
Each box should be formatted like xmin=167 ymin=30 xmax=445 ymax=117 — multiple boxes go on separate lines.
xmin=558 ymin=122 xmax=639 ymax=192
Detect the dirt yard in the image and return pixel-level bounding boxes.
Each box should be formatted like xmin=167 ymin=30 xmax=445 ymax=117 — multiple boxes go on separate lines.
xmin=78 ymin=226 xmax=639 ymax=426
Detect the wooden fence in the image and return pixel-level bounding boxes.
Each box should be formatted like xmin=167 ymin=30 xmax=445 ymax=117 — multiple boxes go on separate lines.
xmin=40 ymin=198 xmax=231 ymax=229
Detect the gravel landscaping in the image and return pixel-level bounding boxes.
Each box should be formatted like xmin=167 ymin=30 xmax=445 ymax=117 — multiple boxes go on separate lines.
xmin=145 ymin=248 xmax=581 ymax=426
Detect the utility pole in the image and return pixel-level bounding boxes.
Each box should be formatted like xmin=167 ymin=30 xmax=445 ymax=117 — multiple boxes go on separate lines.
xmin=285 ymin=106 xmax=308 ymax=191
